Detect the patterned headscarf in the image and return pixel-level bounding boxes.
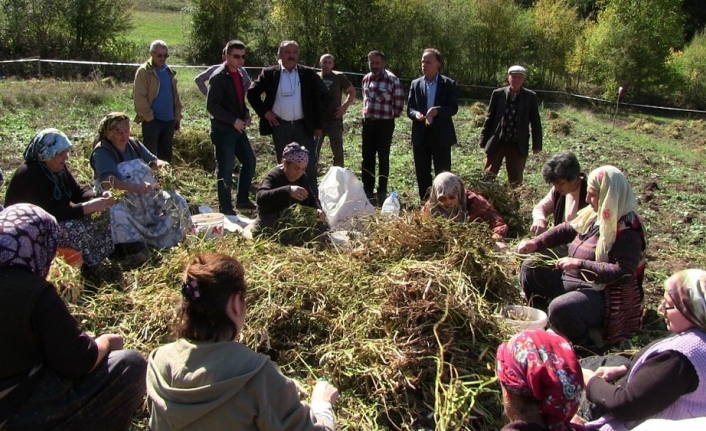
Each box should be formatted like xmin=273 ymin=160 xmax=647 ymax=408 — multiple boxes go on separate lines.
xmin=0 ymin=204 xmax=59 ymax=279
xmin=23 ymin=128 xmax=73 ymax=162
xmin=96 ymin=112 xmax=131 ymax=143
xmin=666 ymin=269 xmax=706 ymax=332
xmin=282 ymin=142 xmax=309 ymax=164
xmin=23 ymin=128 xmax=74 ymax=201
xmin=497 ymin=330 xmax=584 ymax=430
xmin=428 ymin=172 xmax=468 ymax=222
xmin=570 ymin=166 xmax=638 ymax=262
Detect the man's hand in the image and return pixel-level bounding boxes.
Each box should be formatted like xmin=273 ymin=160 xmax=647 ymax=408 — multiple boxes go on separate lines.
xmin=289 ymin=185 xmax=308 ymax=201
xmin=334 ymin=105 xmax=349 ymax=119
xmin=174 ymin=120 xmax=181 ymax=131
xmin=245 ymin=116 xmax=253 ymax=126
xmin=234 ymin=118 xmax=246 ymax=133
xmin=415 ymin=112 xmax=425 ymax=121
xmin=264 ymin=110 xmax=279 ymax=127
xmin=530 ymin=219 xmax=547 ymax=235
xmin=425 ymin=107 xmax=438 ymax=119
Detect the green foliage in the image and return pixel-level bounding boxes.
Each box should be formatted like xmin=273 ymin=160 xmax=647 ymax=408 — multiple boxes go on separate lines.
xmin=0 ymin=0 xmax=135 ymax=61
xmin=528 ymin=0 xmax=580 ymax=89
xmin=185 ymin=0 xmax=255 ymax=64
xmin=583 ymin=0 xmax=683 ymax=101
xmin=671 ymin=31 xmax=706 ymax=109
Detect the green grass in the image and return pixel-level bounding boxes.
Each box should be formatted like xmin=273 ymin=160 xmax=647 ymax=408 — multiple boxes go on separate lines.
xmin=127 ymin=11 xmax=191 ymax=57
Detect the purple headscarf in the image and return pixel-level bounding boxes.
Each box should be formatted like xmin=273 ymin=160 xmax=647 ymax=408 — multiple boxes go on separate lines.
xmin=0 ymin=204 xmax=59 ymax=279
xmin=282 ymin=142 xmax=309 ymax=164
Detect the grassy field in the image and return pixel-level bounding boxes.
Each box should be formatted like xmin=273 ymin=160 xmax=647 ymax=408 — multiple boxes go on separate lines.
xmin=1 ymin=77 xmax=706 ymax=429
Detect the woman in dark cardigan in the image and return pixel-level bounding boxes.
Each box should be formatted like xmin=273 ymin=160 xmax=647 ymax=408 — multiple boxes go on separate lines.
xmin=5 ymin=128 xmax=114 ymax=267
xmin=517 ymin=166 xmax=646 ymax=350
xmin=0 ymin=204 xmax=146 ymax=430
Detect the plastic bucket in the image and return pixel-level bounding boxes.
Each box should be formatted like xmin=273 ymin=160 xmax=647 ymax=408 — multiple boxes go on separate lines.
xmin=191 ymin=213 xmax=225 ymax=239
xmin=502 ymin=305 xmax=548 ymax=331
xmin=56 ymin=247 xmax=84 ymax=267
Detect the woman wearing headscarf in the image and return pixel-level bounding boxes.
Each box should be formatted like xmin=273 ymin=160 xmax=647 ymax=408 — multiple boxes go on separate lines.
xmin=579 ymin=269 xmax=706 ymax=430
xmin=421 ymin=172 xmax=508 ymax=248
xmin=517 ymin=166 xmax=646 ymax=349
xmin=249 ymin=143 xmax=327 ymax=245
xmin=496 ymin=329 xmax=587 ymax=431
xmin=89 ymin=112 xmax=191 ymax=255
xmin=0 ymin=204 xmax=146 ymax=430
xmin=4 ymin=128 xmax=114 ymax=267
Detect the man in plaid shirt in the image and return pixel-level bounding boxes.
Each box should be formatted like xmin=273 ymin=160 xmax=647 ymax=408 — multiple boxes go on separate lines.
xmin=361 ymin=50 xmax=404 ymax=205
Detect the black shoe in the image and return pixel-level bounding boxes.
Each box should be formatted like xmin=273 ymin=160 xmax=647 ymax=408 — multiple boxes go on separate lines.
xmin=220 ymin=208 xmax=238 ymax=216
xmin=236 ymin=200 xmax=257 ymax=211
xmin=365 ymin=192 xmax=376 ymax=206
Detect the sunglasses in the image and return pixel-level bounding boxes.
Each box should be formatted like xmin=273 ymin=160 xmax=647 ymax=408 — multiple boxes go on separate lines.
xmin=230 ymin=54 xmax=246 ymax=59
xmin=153 ymin=53 xmax=169 ymax=59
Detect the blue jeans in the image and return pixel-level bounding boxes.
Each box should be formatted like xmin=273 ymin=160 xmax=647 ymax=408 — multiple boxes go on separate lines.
xmin=141 ymin=118 xmax=175 ymax=162
xmin=210 ymin=127 xmax=256 ymax=211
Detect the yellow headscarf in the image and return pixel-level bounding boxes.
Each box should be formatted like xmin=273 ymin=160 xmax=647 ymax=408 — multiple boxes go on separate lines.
xmin=569 ymin=165 xmax=637 ymax=262
xmin=95 ymin=112 xmax=130 ymax=143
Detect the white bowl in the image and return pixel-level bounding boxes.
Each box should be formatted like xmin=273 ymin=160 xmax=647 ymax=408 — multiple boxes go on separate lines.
xmin=503 ymin=305 xmax=548 ymax=331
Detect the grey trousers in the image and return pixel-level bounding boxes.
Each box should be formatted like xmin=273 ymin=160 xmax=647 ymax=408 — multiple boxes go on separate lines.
xmin=5 ymin=350 xmax=147 ymax=431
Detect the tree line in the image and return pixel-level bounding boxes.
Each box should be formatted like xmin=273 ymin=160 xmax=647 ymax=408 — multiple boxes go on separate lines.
xmin=2 ymin=0 xmax=706 ymax=108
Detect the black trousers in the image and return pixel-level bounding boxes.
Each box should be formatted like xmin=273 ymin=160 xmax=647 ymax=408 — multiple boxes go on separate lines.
xmin=413 ymin=128 xmax=451 ymax=200
xmin=361 ymin=118 xmax=395 ymax=195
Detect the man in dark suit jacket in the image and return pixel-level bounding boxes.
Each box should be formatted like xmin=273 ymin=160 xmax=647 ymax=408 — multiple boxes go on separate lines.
xmin=407 ymin=48 xmax=459 ymax=200
xmin=479 ymin=65 xmax=542 ymax=186
xmin=247 ymin=40 xmax=331 ymax=194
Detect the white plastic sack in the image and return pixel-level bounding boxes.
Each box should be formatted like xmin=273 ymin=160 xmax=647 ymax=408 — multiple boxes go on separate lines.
xmin=318 ymin=167 xmax=374 ymax=231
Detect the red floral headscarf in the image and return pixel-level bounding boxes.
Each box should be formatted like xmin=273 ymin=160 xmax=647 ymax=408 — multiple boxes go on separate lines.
xmin=497 ymin=330 xmax=585 ymax=430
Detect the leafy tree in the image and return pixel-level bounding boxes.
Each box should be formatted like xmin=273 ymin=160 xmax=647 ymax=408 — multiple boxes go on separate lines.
xmin=61 ymin=0 xmax=135 ymax=58
xmin=186 ymin=0 xmax=255 ymax=64
xmin=584 ymin=0 xmax=683 ymax=101
xmin=528 ymin=0 xmax=580 ymax=89
xmin=671 ymin=31 xmax=706 ymax=108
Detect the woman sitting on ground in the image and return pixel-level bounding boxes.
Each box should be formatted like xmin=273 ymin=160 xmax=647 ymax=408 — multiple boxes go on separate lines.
xmin=531 ymin=151 xmax=588 ymax=236
xmin=579 ymin=269 xmax=706 ymax=430
xmin=249 ymin=143 xmax=327 ymax=245
xmin=421 ymin=172 xmax=508 ymax=249
xmin=517 ymin=166 xmax=646 ymax=350
xmin=496 ymin=329 xmax=587 ymax=431
xmin=147 ymin=253 xmax=339 ymax=430
xmin=0 ymin=204 xmax=146 ymax=430
xmin=90 ymin=112 xmax=190 ymax=256
xmin=5 ymin=128 xmax=114 ymax=268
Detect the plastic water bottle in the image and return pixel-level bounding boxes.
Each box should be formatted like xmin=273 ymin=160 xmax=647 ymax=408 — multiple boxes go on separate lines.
xmin=381 ymin=192 xmax=400 ymax=217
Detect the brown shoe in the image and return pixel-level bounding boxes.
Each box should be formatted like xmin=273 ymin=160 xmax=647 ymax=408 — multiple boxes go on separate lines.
xmin=236 ymin=200 xmax=257 ymax=211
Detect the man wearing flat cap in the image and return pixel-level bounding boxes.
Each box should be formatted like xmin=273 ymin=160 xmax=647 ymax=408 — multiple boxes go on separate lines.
xmin=479 ymin=65 xmax=542 ymax=186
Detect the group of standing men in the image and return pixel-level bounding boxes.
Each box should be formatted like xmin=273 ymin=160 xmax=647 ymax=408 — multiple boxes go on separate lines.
xmin=131 ymin=39 xmax=543 ymax=215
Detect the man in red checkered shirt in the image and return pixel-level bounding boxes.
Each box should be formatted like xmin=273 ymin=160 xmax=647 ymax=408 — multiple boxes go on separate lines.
xmin=361 ymin=50 xmax=404 ymax=205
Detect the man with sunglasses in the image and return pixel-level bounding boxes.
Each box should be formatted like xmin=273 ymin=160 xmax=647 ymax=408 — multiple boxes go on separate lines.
xmin=133 ymin=40 xmax=182 ymax=163
xmin=207 ymin=40 xmax=257 ymax=215
xmin=248 ymin=40 xmax=331 ymax=195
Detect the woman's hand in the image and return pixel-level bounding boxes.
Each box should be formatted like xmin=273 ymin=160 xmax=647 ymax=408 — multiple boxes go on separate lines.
xmin=317 ymin=209 xmax=326 ymax=222
xmin=594 ymin=365 xmax=628 ymax=382
xmin=582 ymin=367 xmax=596 ymax=384
xmin=82 ymin=196 xmax=115 ymax=215
xmin=311 ymin=380 xmax=339 ymax=405
xmin=556 ymin=257 xmax=582 ymax=271
xmin=494 ymin=241 xmax=508 ymax=252
xmin=517 ymin=240 xmax=538 ymax=254
xmin=530 ymin=219 xmax=547 ymax=235
xmin=289 ymin=185 xmax=308 ymax=202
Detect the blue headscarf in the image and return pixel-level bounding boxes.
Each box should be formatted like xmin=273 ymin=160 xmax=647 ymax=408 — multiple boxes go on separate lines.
xmin=23 ymin=128 xmax=74 ymax=201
